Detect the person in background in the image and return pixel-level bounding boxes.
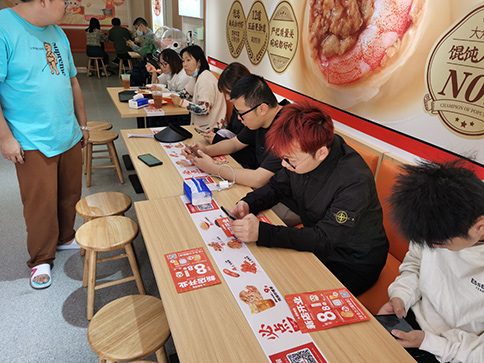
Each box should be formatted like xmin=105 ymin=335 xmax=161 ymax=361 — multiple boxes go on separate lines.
xmin=182 ymin=74 xmax=287 ymax=189
xmin=85 ymin=17 xmax=110 ymax=74
xmin=0 ymin=0 xmax=89 ymax=289
xmin=229 ymin=101 xmax=389 ymax=296
xmin=126 ymin=17 xmax=155 ymax=86
xmin=171 ymin=45 xmax=226 ymax=129
xmin=377 ymin=161 xmax=484 ymax=363
xmin=145 ymin=48 xmax=190 ymax=92
xmin=126 ymin=17 xmax=154 ymax=56
xmin=108 ymin=17 xmax=132 ymax=66
xmin=200 ymin=62 xmax=258 ymax=170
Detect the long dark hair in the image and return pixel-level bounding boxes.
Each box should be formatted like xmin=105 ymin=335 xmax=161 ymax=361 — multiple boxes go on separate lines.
xmin=160 ymin=49 xmax=183 ymax=75
xmin=180 ymin=45 xmax=210 ymax=77
xmin=86 ymin=18 xmax=100 ymax=33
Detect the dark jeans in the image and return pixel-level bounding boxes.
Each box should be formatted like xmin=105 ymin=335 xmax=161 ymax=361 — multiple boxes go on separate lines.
xmin=86 ymin=45 xmax=109 ymax=67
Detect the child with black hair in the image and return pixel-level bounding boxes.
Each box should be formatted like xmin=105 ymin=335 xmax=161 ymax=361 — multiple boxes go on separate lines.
xmin=378 ymin=161 xmax=484 ymax=363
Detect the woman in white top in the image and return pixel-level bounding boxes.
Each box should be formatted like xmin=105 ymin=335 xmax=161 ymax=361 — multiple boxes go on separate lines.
xmin=145 ymin=49 xmax=190 ymax=92
xmin=171 ymin=45 xmax=226 ymax=130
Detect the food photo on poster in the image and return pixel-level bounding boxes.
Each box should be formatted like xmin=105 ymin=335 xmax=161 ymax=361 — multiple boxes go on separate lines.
xmin=207 ymin=0 xmax=483 ymax=172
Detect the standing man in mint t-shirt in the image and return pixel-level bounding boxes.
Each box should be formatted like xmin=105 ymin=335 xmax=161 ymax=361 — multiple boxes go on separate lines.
xmin=0 ymin=0 xmax=89 ymax=289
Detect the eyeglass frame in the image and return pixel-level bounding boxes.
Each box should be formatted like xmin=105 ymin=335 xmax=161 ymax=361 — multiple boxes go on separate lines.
xmin=233 ymin=102 xmax=263 ymax=121
xmin=283 ymin=153 xmax=314 ymax=169
xmin=64 ymin=0 xmax=69 ymax=9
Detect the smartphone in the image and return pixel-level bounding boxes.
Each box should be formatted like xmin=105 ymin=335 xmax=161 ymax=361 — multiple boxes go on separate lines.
xmin=186 ymin=145 xmax=201 ymax=158
xmin=194 ymin=128 xmax=205 ymax=134
xmin=375 ymin=314 xmax=414 ymax=334
xmin=138 ymin=153 xmax=163 ymax=167
xmin=221 ymin=206 xmax=236 ymax=220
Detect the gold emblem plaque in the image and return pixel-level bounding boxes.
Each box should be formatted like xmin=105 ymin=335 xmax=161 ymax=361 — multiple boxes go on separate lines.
xmin=226 ymin=1 xmax=246 ymax=59
xmin=268 ymin=1 xmax=298 ymax=73
xmin=424 ymin=4 xmax=484 ymax=138
xmin=245 ymin=1 xmax=269 ymax=65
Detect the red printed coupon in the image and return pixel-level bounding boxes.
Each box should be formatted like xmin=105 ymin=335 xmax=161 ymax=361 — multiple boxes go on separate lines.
xmin=285 ymin=288 xmax=369 ymax=333
xmin=165 ymin=247 xmax=221 ymax=293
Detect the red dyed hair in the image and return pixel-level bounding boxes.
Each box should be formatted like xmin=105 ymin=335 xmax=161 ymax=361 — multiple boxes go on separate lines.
xmin=266 ymin=101 xmax=334 ymax=157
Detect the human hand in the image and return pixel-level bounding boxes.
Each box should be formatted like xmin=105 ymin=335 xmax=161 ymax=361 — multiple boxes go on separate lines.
xmin=170 ymin=94 xmax=182 ymax=107
xmin=392 ymin=329 xmax=425 ymax=349
xmin=202 ymin=130 xmax=216 ymax=144
xmin=377 ymin=298 xmax=406 ymax=318
xmin=126 ymin=40 xmax=135 ymax=48
xmin=230 ymin=201 xmax=250 ymax=219
xmin=181 ymin=142 xmax=205 ymax=159
xmin=145 ymin=63 xmax=157 ymax=73
xmin=0 ymin=136 xmax=24 ymax=164
xmin=190 ymin=149 xmax=216 ymax=174
xmin=81 ymin=129 xmax=90 ymax=148
xmin=231 ymin=214 xmax=260 ymax=243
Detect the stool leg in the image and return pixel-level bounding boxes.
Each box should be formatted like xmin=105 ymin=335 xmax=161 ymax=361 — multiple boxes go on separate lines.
xmin=87 ymin=249 xmax=98 ymax=320
xmin=95 ymin=59 xmax=101 ymax=79
xmin=87 ymin=59 xmax=91 ymax=78
xmin=106 ymin=141 xmax=124 ymax=184
xmin=125 ymin=243 xmax=146 ymax=295
xmin=100 ymin=59 xmax=108 ymax=77
xmin=86 ymin=142 xmax=93 ymax=187
xmin=156 ymin=347 xmax=168 ymax=363
xmin=118 ymin=61 xmax=122 ymax=78
xmin=82 ymin=250 xmax=89 ymax=287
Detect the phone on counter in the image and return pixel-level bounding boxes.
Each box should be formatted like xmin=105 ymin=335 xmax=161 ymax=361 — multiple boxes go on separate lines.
xmin=138 ymin=153 xmax=163 ymax=167
xmin=194 ymin=127 xmax=205 ymax=134
xmin=221 ymin=206 xmax=236 ymax=220
xmin=375 ymin=314 xmax=414 ymax=335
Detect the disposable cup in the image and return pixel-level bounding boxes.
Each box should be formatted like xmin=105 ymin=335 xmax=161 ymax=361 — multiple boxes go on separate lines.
xmin=121 ymin=73 xmax=130 ymax=89
xmin=152 ymin=91 xmax=163 ymax=108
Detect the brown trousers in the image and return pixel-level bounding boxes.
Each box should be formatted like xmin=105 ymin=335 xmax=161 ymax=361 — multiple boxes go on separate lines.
xmin=15 ymin=142 xmax=82 ymax=268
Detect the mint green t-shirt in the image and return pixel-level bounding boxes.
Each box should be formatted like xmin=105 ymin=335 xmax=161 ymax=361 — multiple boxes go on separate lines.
xmin=0 ymin=9 xmax=82 ymax=157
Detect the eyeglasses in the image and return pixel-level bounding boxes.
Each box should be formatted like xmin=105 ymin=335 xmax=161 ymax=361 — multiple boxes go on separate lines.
xmin=160 ymin=62 xmax=169 ymax=68
xmin=283 ymin=154 xmax=313 ymax=169
xmin=233 ymin=103 xmax=262 ymax=121
xmin=64 ymin=0 xmax=69 ymax=9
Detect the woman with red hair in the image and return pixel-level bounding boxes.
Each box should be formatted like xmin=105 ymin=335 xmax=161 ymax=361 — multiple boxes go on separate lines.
xmin=230 ymin=101 xmax=389 ymax=296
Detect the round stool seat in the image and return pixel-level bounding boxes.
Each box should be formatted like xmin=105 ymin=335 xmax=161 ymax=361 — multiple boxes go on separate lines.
xmin=88 ymin=130 xmax=118 ymax=144
xmin=88 ymin=295 xmax=170 ymax=362
xmin=76 ymin=216 xmax=138 ymax=252
xmin=76 ymin=192 xmax=132 ymax=220
xmin=87 ymin=121 xmax=113 ymax=131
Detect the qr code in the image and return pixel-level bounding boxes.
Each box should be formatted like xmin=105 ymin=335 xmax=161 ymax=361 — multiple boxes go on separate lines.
xmin=287 ymin=348 xmax=318 ymax=363
xmin=197 ymin=203 xmax=213 ymax=211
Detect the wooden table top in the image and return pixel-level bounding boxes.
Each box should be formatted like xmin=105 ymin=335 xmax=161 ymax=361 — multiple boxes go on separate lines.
xmin=107 ymin=87 xmax=189 ymax=119
xmin=120 ymin=126 xmax=252 ymax=200
xmin=134 ymin=190 xmax=415 ymax=363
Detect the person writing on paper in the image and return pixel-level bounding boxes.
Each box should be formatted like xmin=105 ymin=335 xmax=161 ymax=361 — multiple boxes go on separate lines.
xmin=170 ymin=45 xmax=226 ymax=129
xmin=377 ymin=161 xmax=484 ymax=363
xmin=0 ymin=0 xmax=89 ymax=289
xmin=199 ymin=62 xmax=258 ymax=170
xmin=229 ymin=101 xmax=389 ymax=296
xmin=145 ymin=48 xmax=190 ymax=92
xmin=182 ymin=74 xmax=288 ymax=189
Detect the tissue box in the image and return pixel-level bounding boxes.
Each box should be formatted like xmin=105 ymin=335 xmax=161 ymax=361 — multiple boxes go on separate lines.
xmin=184 ymin=178 xmax=212 ymax=206
xmin=128 ymin=97 xmax=149 ymax=109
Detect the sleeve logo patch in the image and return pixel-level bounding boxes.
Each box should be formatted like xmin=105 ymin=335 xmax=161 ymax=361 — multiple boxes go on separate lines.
xmin=334 ymin=210 xmax=348 ymax=224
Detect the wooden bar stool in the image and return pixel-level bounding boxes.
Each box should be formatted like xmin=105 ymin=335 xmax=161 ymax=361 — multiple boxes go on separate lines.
xmin=85 ymin=130 xmax=124 ymax=187
xmin=118 ymin=59 xmax=133 ymax=78
xmin=88 ymin=295 xmax=170 ymax=363
xmin=83 ymin=122 xmax=113 ymax=168
xmin=76 ymin=216 xmax=145 ymax=320
xmin=76 ymin=191 xmax=132 ymax=256
xmin=87 ymin=56 xmax=108 ymax=78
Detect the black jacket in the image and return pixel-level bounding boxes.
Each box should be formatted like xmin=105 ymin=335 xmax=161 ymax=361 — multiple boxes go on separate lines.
xmin=242 ymin=135 xmax=389 ymax=295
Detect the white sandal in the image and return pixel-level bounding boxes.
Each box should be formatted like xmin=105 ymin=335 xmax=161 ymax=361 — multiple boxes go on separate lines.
xmin=57 ymin=238 xmax=80 ymax=251
xmin=30 ymin=263 xmax=52 ymax=289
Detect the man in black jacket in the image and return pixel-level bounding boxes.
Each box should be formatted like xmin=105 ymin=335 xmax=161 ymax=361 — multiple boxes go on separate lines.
xmin=230 ymin=101 xmax=389 ymax=296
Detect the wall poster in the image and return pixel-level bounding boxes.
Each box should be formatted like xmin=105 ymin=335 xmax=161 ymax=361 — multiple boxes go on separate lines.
xmin=206 ymin=0 xmax=484 ymax=176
